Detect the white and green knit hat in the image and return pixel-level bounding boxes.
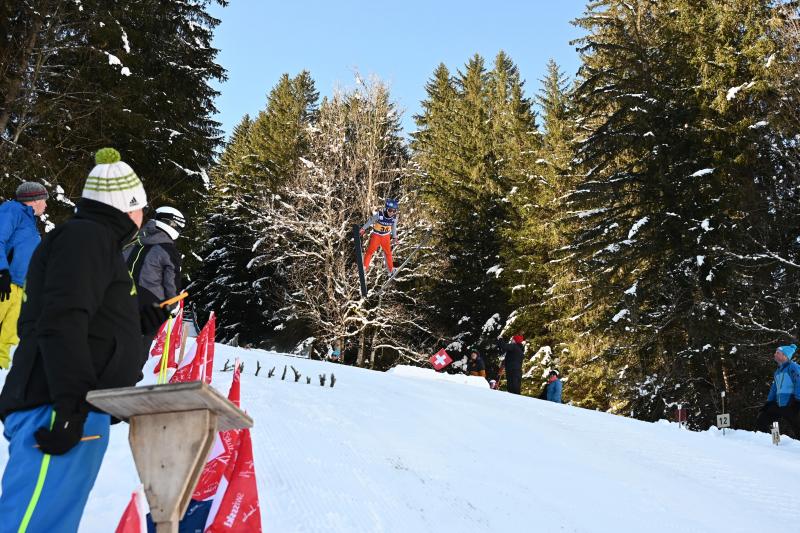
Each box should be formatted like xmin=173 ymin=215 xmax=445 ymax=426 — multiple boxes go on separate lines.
xmin=82 ymin=148 xmax=147 ymax=213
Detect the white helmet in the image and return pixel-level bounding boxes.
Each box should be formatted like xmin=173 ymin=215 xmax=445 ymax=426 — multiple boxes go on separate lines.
xmin=154 ymin=206 xmax=186 ymax=240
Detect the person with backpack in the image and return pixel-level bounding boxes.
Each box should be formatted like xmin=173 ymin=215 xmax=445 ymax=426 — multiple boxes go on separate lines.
xmin=0 ymin=148 xmax=169 ymax=531
xmin=497 ymin=334 xmax=525 ymax=395
xmin=0 ymin=182 xmax=48 ymax=369
xmin=467 ymin=348 xmax=486 ymax=377
xmin=756 ymin=343 xmax=800 ymax=435
xmin=124 ymin=206 xmax=185 ymax=354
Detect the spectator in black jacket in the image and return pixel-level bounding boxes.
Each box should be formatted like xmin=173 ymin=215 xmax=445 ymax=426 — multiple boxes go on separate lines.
xmin=467 ymin=349 xmax=486 ymax=378
xmin=0 ymin=148 xmax=168 ymax=532
xmin=124 ymin=206 xmax=186 ymax=353
xmin=498 ymin=335 xmax=525 ymax=394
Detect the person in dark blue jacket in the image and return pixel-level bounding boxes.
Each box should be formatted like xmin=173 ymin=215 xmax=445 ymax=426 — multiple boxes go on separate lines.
xmin=545 ymin=370 xmax=563 ymax=403
xmin=756 ymin=344 xmax=800 ymax=435
xmin=0 ymin=182 xmax=48 ymax=368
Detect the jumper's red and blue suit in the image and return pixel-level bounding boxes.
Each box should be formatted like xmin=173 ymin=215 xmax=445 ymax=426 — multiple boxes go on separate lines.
xmin=361 ymin=209 xmax=397 ymax=273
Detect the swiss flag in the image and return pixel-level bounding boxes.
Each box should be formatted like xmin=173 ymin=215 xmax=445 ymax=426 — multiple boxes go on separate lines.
xmin=429 ymin=348 xmax=452 ymax=371
xmin=114 ymin=486 xmax=147 ymax=533
xmin=151 ymin=300 xmax=184 ymax=373
xmin=170 ymin=312 xmax=216 ymax=384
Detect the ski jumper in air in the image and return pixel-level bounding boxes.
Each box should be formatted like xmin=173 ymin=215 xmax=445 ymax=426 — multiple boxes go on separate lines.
xmin=360 ymin=199 xmax=398 ymax=274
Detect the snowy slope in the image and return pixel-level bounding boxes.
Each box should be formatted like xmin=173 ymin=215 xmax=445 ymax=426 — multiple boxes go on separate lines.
xmin=1 ymin=345 xmax=799 ymax=532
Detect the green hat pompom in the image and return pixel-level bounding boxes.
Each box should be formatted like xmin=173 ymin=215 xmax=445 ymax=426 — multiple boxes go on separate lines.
xmin=95 ymin=147 xmax=121 ymax=165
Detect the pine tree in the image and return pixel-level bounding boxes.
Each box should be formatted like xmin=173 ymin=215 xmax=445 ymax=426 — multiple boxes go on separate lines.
xmin=192 ymin=71 xmax=320 ymax=346
xmin=0 ymin=0 xmax=227 ymax=223
xmin=566 ymin=0 xmax=799 ymax=425
xmin=247 ymin=71 xmax=319 ymax=189
xmin=190 ymin=115 xmax=272 ymax=343
xmin=412 ymin=52 xmax=541 ymax=375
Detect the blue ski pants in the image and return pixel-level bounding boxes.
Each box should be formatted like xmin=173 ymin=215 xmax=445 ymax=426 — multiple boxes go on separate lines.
xmin=0 ymin=405 xmax=110 ymax=533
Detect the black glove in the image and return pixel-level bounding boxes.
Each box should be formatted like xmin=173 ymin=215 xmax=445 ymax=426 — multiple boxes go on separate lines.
xmin=34 ymin=407 xmax=87 ymax=455
xmin=140 ymin=303 xmax=170 ymax=336
xmin=0 ymin=269 xmax=11 ymax=302
xmin=760 ymin=400 xmax=776 ymax=413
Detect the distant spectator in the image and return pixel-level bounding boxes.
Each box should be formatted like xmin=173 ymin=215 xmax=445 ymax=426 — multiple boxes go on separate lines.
xmin=328 ymin=341 xmax=342 ymax=362
xmin=467 ymin=349 xmax=486 ymax=378
xmin=756 ymin=344 xmax=800 ymax=435
xmin=497 ymin=334 xmax=525 ymax=395
xmin=0 ymin=182 xmax=48 ymax=369
xmin=544 ymin=370 xmax=562 ymax=403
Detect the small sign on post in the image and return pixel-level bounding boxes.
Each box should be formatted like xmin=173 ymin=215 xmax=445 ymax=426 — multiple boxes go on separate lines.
xmin=675 ymin=404 xmax=687 ymax=429
xmin=717 ymin=391 xmax=729 ymax=435
xmin=771 ymin=421 xmax=781 ymax=445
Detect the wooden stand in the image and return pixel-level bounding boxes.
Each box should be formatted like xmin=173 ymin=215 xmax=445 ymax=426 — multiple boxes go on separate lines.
xmin=87 ymin=381 xmax=253 ymax=533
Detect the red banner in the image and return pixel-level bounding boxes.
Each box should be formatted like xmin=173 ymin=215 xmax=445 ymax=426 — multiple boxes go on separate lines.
xmin=170 ymin=312 xmax=215 ymax=384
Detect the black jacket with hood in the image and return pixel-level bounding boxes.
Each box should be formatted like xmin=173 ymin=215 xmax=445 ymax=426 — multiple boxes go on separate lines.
xmin=0 ymin=199 xmax=144 ymax=419
xmin=497 ymin=339 xmax=525 ymax=371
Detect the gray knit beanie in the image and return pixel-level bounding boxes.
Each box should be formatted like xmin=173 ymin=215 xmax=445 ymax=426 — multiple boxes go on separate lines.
xmin=15 ymin=182 xmax=49 ymax=202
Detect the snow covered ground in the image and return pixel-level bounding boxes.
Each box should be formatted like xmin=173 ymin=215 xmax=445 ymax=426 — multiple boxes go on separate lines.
xmin=1 ymin=344 xmax=799 ymax=532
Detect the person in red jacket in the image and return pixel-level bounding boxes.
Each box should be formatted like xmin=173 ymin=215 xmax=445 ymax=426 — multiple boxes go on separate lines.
xmin=360 ymin=199 xmax=398 ymax=275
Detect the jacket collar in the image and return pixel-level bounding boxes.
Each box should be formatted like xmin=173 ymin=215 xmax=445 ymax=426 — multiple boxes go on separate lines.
xmin=10 ymin=200 xmax=35 ymax=220
xmin=74 ymin=198 xmax=138 ymax=246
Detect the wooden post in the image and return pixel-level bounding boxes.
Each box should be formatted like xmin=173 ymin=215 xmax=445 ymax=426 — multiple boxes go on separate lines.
xmin=130 ymin=410 xmax=216 ymax=531
xmin=87 ymin=382 xmax=252 ymax=532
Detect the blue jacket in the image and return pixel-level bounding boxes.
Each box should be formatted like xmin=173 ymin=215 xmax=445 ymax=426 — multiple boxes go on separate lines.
xmin=546 ymin=379 xmax=563 ymax=403
xmin=0 ymin=200 xmax=40 ymax=286
xmin=767 ymin=361 xmax=800 ymax=407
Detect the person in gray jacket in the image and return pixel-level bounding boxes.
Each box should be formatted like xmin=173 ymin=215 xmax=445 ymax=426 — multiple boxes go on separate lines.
xmin=124 ymin=206 xmax=186 ymax=352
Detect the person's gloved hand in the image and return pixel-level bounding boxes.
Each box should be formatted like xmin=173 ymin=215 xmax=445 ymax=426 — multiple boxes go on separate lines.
xmin=0 ymin=269 xmax=11 ymax=302
xmin=760 ymin=400 xmax=776 ymax=413
xmin=140 ymin=303 xmax=170 ymax=335
xmin=34 ymin=406 xmax=87 ymax=455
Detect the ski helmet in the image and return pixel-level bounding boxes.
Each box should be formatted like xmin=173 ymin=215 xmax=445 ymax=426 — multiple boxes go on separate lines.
xmin=154 ymin=206 xmax=186 ymax=240
xmin=385 ymin=198 xmax=399 ymax=211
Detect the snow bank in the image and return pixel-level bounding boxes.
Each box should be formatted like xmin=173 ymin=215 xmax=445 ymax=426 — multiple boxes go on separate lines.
xmin=387 ymin=364 xmax=490 ymax=388
xmin=1 ymin=344 xmax=799 ymax=533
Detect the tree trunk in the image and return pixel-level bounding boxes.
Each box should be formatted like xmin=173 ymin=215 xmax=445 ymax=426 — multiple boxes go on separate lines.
xmin=0 ymin=14 xmax=43 ymax=137
xmin=356 ymin=330 xmax=365 ymax=367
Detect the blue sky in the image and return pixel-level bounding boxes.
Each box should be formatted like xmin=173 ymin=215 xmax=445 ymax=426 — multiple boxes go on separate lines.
xmin=209 ymin=0 xmax=588 ymax=139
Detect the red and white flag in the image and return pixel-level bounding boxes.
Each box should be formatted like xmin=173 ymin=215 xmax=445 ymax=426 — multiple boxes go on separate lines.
xmin=171 ymin=312 xmax=215 ymax=384
xmin=205 ymin=429 xmax=262 ymax=532
xmin=151 ymin=300 xmax=184 ymax=373
xmin=114 ymin=485 xmax=148 ymax=533
xmin=429 ymin=348 xmax=452 ymax=371
xmin=192 ymin=359 xmax=241 ymax=506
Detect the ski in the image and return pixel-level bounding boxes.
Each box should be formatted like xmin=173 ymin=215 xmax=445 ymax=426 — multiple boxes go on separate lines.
xmin=352 ymin=224 xmax=368 ymax=298
xmin=374 ymin=232 xmax=431 ymax=296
